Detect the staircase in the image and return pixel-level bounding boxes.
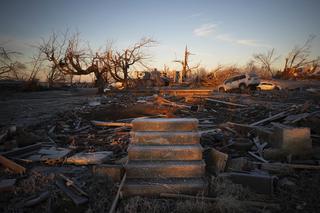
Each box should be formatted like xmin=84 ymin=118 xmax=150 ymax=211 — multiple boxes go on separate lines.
xmin=123 ymin=118 xmax=207 ymax=196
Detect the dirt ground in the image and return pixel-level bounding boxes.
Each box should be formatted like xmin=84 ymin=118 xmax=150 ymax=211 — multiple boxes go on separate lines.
xmin=1 ymin=82 xmax=320 ymax=213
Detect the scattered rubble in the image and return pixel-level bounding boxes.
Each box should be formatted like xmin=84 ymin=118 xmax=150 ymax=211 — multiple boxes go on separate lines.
xmin=0 ymin=85 xmax=320 ymax=212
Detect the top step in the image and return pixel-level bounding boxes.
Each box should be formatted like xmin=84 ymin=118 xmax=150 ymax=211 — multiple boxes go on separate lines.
xmin=132 ymin=118 xmax=198 ymax=132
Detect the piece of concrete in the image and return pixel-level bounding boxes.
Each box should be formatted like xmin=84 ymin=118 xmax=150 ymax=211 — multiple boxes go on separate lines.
xmin=66 ymin=151 xmax=112 ymax=165
xmin=126 ymin=160 xmax=205 ymax=179
xmin=128 ymin=144 xmax=202 ymax=161
xmin=273 ymin=124 xmax=312 ymax=154
xmin=92 ymin=164 xmax=123 ymax=182
xmin=131 ymin=118 xmax=198 ymax=132
xmin=38 ymin=147 xmax=71 ymax=162
xmin=130 ymin=131 xmax=200 ymax=145
xmin=123 ymin=178 xmax=207 ymax=197
xmin=205 ymin=148 xmax=228 ymax=173
xmin=219 ymin=172 xmax=276 ymax=194
xmin=227 ymin=157 xmax=251 ymax=172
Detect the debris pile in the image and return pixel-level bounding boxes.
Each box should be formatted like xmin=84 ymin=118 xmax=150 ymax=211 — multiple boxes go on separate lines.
xmin=0 ymin=87 xmax=320 ymax=212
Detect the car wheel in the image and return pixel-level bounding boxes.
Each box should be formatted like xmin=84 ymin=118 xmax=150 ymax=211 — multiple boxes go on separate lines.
xmin=274 ymin=87 xmax=280 ymax=90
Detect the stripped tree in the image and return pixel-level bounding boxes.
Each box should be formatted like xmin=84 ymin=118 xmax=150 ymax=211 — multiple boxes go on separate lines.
xmin=174 ymin=46 xmax=200 ymax=83
xmin=283 ymin=35 xmax=320 ymax=78
xmin=0 ymin=47 xmax=25 ymax=80
xmin=253 ymin=48 xmax=279 ymax=77
xmin=101 ymin=38 xmax=156 ymax=89
xmin=39 ymin=31 xmax=107 ymax=93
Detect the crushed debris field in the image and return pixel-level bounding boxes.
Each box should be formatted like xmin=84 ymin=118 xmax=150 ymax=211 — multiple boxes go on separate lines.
xmin=1 ymin=84 xmax=320 ymax=213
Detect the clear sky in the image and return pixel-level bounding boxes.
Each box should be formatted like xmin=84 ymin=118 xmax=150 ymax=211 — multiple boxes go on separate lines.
xmin=1 ymin=0 xmax=320 ymax=71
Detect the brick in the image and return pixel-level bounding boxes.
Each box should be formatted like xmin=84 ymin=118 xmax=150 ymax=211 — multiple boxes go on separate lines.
xmin=128 ymin=144 xmax=203 ymax=161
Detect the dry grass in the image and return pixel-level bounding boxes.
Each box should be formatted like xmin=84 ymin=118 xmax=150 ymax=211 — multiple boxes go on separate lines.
xmin=86 ymin=174 xmax=116 ymax=213
xmin=118 ymin=177 xmax=254 ymax=213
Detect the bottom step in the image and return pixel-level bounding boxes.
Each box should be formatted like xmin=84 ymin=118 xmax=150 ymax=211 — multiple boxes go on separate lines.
xmin=122 ymin=178 xmax=207 ymax=197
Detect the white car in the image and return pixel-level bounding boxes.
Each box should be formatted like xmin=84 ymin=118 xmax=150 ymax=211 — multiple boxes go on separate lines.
xmin=256 ymin=82 xmax=281 ymax=91
xmin=218 ymin=73 xmax=260 ymax=92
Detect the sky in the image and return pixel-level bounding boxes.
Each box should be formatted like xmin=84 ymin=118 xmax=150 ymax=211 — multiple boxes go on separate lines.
xmin=1 ymin=0 xmax=320 ymax=71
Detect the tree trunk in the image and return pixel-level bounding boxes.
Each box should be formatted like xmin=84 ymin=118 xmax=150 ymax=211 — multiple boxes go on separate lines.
xmin=123 ymin=68 xmax=128 ymax=89
xmin=95 ymin=71 xmax=106 ymax=94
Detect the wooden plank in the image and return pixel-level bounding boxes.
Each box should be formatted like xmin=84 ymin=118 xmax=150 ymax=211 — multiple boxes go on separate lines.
xmin=108 ymin=173 xmax=126 ymax=213
xmin=0 ymin=155 xmax=26 ymax=174
xmin=205 ymin=98 xmax=247 ymax=107
xmin=0 ymin=179 xmax=16 ymax=192
xmin=250 ymin=110 xmax=291 ymax=126
xmin=55 ymin=179 xmax=88 ymax=205
xmin=1 ymin=143 xmax=42 ymax=158
xmin=91 ymin=121 xmax=133 ymax=127
xmin=24 ymin=191 xmax=50 ymax=207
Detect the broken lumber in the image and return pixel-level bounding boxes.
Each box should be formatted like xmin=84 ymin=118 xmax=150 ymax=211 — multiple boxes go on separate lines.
xmin=248 ymin=151 xmax=268 ymax=163
xmin=205 ymin=98 xmax=247 ymax=107
xmin=0 ymin=155 xmax=26 ymax=174
xmin=258 ymin=162 xmax=320 ymax=172
xmin=0 ymin=179 xmax=16 ymax=192
xmin=91 ymin=121 xmax=133 ymax=127
xmin=24 ymin=191 xmax=50 ymax=207
xmin=59 ymin=174 xmax=88 ymax=197
xmin=55 ymin=178 xmax=88 ymax=205
xmin=250 ymin=110 xmax=291 ymax=126
xmin=1 ymin=142 xmax=42 ymax=158
xmin=109 ymin=173 xmax=126 ymax=213
xmin=66 ymin=151 xmax=112 ymax=165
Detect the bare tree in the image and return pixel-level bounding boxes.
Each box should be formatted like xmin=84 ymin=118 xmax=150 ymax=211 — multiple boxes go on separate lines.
xmin=283 ymin=35 xmax=320 ymax=78
xmin=0 ymin=47 xmax=25 ymax=80
xmin=174 ymin=46 xmax=200 ymax=83
xmin=39 ymin=31 xmax=107 ymax=93
xmin=253 ymin=48 xmax=279 ymax=77
xmin=101 ymin=38 xmax=156 ymax=88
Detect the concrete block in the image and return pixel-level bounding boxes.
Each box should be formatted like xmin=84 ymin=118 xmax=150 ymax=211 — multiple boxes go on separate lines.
xmin=128 ymin=144 xmax=202 ymax=161
xmin=219 ymin=172 xmax=276 ymax=194
xmin=130 ymin=131 xmax=200 ymax=145
xmin=273 ymin=125 xmax=312 ymax=154
xmin=205 ymin=148 xmax=228 ymax=173
xmin=92 ymin=164 xmax=123 ymax=182
xmin=126 ymin=160 xmax=205 ymax=179
xmin=123 ymin=178 xmax=207 ymax=197
xmin=132 ymin=118 xmax=198 ymax=132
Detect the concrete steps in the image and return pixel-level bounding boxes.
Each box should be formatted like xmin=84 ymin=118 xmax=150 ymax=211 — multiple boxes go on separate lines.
xmin=128 ymin=144 xmax=203 ymax=160
xmin=130 ymin=131 xmax=200 ymax=145
xmin=132 ymin=118 xmax=198 ymax=132
xmin=124 ymin=118 xmax=207 ymax=196
xmin=126 ymin=160 xmax=205 ymax=178
xmin=123 ymin=178 xmax=207 ymax=197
